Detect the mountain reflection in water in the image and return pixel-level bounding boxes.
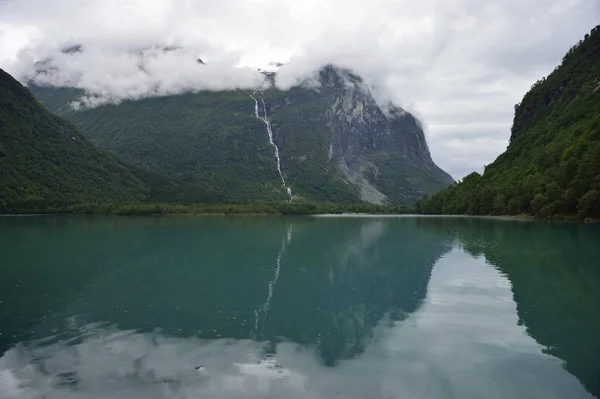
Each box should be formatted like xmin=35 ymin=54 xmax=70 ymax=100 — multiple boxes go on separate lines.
xmin=0 ymin=216 xmax=598 ymax=398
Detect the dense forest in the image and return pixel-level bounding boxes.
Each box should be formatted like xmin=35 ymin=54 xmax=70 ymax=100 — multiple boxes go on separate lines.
xmin=0 ymin=68 xmax=147 ymax=207
xmin=5 ymin=201 xmax=411 ymax=216
xmin=417 ymin=26 xmax=600 ymax=219
xmin=0 ymin=68 xmax=217 ymax=212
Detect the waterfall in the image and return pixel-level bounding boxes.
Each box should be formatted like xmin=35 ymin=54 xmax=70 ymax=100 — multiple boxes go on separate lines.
xmin=250 ymin=92 xmax=293 ymax=201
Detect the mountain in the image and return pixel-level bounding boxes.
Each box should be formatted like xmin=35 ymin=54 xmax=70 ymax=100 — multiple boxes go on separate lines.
xmin=30 ymin=65 xmax=453 ymax=204
xmin=417 ymin=26 xmax=600 ymax=218
xmin=0 ymin=68 xmax=209 ymax=212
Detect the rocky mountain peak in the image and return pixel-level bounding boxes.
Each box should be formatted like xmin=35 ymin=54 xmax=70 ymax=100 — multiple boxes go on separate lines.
xmin=29 ymin=63 xmax=453 ymax=205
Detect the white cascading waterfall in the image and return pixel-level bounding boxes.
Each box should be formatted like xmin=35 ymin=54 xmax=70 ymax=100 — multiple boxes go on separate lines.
xmin=250 ymin=92 xmax=293 ymax=201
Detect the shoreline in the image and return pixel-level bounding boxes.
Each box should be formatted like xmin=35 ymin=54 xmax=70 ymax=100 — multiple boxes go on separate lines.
xmin=3 ymin=213 xmax=593 ymax=223
xmin=313 ymin=213 xmax=535 ymax=220
xmin=1 ymin=210 xmax=596 ymax=222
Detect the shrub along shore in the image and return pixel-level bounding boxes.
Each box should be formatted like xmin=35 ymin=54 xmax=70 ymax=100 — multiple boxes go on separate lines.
xmin=0 ymin=200 xmax=412 ymax=216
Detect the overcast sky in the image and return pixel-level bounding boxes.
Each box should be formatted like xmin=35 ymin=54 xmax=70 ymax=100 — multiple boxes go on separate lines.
xmin=0 ymin=0 xmax=598 ymax=179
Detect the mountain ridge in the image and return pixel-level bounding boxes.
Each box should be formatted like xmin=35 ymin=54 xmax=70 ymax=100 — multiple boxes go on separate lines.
xmin=30 ymin=65 xmax=453 ymax=204
xmin=0 ymin=67 xmax=147 ymax=206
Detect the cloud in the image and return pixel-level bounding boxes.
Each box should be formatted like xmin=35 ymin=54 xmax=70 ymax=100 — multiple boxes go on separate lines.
xmin=0 ymin=0 xmax=598 ymax=178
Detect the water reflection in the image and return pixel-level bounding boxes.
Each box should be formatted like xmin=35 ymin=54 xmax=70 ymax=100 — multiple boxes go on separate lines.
xmin=418 ymin=217 xmax=600 ymax=398
xmin=0 ymin=216 xmax=598 ymax=398
xmin=266 ymin=218 xmax=450 ymax=365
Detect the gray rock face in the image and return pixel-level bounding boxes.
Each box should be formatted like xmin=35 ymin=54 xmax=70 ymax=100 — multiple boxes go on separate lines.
xmin=258 ymin=65 xmax=453 ymax=204
xmin=318 ymin=66 xmax=453 ymax=203
xmin=327 ymin=72 xmax=390 ymax=203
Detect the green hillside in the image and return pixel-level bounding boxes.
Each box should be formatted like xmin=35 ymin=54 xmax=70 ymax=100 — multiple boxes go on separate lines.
xmin=0 ymin=69 xmax=210 ymax=211
xmin=31 ymin=87 xmax=351 ymax=202
xmin=30 ymin=67 xmax=453 ymax=204
xmin=418 ymin=26 xmax=600 ymax=219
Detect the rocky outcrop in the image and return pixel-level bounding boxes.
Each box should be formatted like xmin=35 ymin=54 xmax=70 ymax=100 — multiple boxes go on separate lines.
xmin=275 ymin=66 xmax=453 ymax=204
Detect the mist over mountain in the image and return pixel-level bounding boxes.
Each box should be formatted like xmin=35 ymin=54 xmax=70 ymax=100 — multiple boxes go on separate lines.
xmin=31 ymin=65 xmax=453 ymax=204
xmin=2 ymin=0 xmax=598 ymax=179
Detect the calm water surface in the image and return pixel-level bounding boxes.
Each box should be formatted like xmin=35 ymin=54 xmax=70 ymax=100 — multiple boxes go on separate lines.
xmin=0 ymin=216 xmax=599 ymax=398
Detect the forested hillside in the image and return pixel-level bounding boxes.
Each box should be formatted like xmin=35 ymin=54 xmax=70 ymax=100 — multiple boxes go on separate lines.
xmin=418 ymin=26 xmax=600 ymax=218
xmin=31 ymin=66 xmax=453 ymax=204
xmin=0 ymin=69 xmax=210 ymax=211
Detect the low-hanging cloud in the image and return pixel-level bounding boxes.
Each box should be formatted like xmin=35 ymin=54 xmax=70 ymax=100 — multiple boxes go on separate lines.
xmin=29 ymin=44 xmax=268 ymax=108
xmin=0 ymin=0 xmax=598 ymax=178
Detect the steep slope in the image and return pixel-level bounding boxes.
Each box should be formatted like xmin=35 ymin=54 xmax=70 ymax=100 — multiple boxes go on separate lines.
xmin=0 ymin=69 xmax=207 ymax=211
xmin=266 ymin=66 xmax=453 ymax=204
xmin=418 ymin=26 xmax=600 ymax=218
xmin=31 ymin=66 xmax=453 ymax=204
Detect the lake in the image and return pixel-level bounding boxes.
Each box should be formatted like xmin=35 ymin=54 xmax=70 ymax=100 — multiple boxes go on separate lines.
xmin=0 ymin=215 xmax=599 ymax=398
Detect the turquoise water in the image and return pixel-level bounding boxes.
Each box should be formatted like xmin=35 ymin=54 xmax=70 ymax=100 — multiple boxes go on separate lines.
xmin=0 ymin=216 xmax=599 ymax=398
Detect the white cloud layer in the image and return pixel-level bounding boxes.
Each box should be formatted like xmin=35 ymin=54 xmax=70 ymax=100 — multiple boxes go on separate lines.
xmin=0 ymin=0 xmax=598 ymax=178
